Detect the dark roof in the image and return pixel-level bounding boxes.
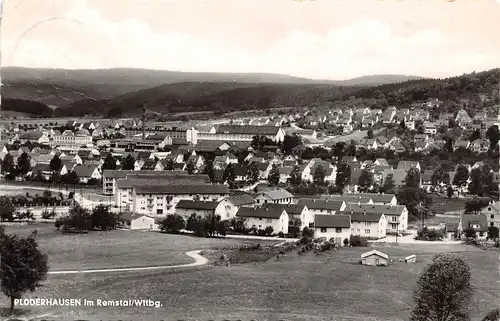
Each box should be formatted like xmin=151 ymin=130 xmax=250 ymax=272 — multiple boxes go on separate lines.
xmin=72 ymin=164 xmax=98 ymax=178
xmin=235 ymin=207 xmax=285 ymax=219
xmin=216 ymin=125 xmax=280 ymax=136
xmin=314 ymin=214 xmax=351 ymax=228
xmin=297 ymin=199 xmax=344 ymax=211
xmin=135 ymin=184 xmax=229 ymax=195
xmin=461 ymin=214 xmax=488 ymax=232
xmin=262 ymin=203 xmax=306 ymax=215
xmin=350 ymin=212 xmax=384 ymax=223
xmin=343 ymin=203 xmax=407 ymax=216
xmin=225 ymin=194 xmax=255 ymax=206
xmin=175 ymin=200 xmax=219 ymax=210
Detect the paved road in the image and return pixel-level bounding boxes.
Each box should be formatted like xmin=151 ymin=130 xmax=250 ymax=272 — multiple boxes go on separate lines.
xmin=48 ymin=250 xmax=208 ymax=275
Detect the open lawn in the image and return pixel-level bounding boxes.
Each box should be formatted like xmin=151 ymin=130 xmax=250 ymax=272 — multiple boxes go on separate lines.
xmin=429 ymin=196 xmax=469 ymax=214
xmin=1 ymin=241 xmax=498 ymax=321
xmin=2 ymin=224 xmax=276 ymax=271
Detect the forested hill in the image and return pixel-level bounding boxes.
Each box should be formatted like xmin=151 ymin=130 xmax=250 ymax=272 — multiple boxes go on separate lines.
xmin=341 ymin=69 xmax=500 ymax=106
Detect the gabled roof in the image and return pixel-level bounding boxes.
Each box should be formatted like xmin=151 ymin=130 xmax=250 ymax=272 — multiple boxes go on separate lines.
xmin=256 ymin=188 xmax=294 ymax=200
xmin=361 ymin=250 xmax=388 ymax=260
xmin=314 ymin=214 xmax=351 ymax=228
xmin=216 ymin=125 xmax=280 ymax=136
xmin=135 ymin=184 xmax=229 ymax=195
xmin=175 ymin=200 xmax=219 ymax=210
xmin=461 ymin=214 xmax=488 ymax=232
xmin=344 ymin=203 xmax=407 ymax=216
xmin=262 ymin=203 xmax=306 ymax=215
xmin=298 ymin=198 xmax=344 ymax=211
xmin=225 ymin=194 xmax=255 ymax=206
xmin=236 ymin=207 xmax=286 ymax=219
xmin=73 ymin=164 xmax=99 ymax=178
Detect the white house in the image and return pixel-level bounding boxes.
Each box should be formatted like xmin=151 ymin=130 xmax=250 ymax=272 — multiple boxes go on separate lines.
xmin=72 ymin=164 xmax=101 ymax=183
xmin=297 ymin=199 xmax=346 ymax=217
xmin=350 ymin=211 xmax=387 ymax=239
xmin=314 ymin=214 xmax=351 ymax=246
xmin=175 ymin=200 xmax=218 ymax=219
xmin=215 ymin=194 xmax=255 ymax=221
xmin=262 ymin=203 xmax=312 ymax=230
xmin=343 ymin=203 xmax=408 ymax=233
xmin=360 ymin=250 xmax=389 ymax=266
xmin=236 ymin=207 xmax=289 ymax=234
xmin=120 ymin=212 xmax=156 ymax=230
xmin=254 ymin=188 xmax=295 ymax=205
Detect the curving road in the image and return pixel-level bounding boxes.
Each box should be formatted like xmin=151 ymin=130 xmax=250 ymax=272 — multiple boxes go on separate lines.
xmin=48 ymin=250 xmax=208 ymax=275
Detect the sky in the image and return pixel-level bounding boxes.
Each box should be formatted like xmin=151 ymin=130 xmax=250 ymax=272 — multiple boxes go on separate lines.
xmin=1 ymin=0 xmax=500 ymax=80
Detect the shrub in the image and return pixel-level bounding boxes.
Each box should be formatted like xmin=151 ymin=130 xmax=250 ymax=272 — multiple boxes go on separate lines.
xmin=343 ymin=238 xmax=349 ymax=246
xmin=349 ymin=235 xmax=368 ymax=247
xmin=257 ymin=229 xmax=267 ymax=236
xmin=278 ymin=231 xmax=284 ymax=238
xmin=264 ymin=226 xmax=274 ymax=236
xmin=288 ymin=226 xmax=300 ymax=238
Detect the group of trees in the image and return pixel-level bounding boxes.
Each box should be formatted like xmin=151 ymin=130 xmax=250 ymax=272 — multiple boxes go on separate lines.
xmin=54 ymin=204 xmax=119 ymax=232
xmin=158 ymin=213 xmax=227 ymax=237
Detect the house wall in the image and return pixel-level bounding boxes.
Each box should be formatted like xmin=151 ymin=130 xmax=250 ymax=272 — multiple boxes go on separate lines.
xmin=175 ymin=208 xmax=213 ymax=219
xmin=362 ymin=255 xmax=388 ymax=266
xmin=130 ymin=216 xmax=156 ymax=230
xmin=314 ymin=227 xmax=351 ymax=246
xmin=243 ymin=213 xmax=288 ymax=234
xmin=385 ymin=208 xmax=408 ymax=232
xmin=215 ymin=199 xmax=240 ymax=220
xmin=351 ymin=216 xmax=387 ymax=239
xmin=254 ymin=195 xmax=295 ymax=205
xmin=132 ymin=192 xmax=228 ymax=216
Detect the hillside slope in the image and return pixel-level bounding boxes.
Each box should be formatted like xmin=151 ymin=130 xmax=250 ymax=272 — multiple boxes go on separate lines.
xmin=55 ymin=82 xmax=357 ymax=117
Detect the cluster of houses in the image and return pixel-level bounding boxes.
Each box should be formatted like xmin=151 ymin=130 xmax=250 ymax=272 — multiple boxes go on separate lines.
xmin=302 ymin=99 xmax=498 ymax=135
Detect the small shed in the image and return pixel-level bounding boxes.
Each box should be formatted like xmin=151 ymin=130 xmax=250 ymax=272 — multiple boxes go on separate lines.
xmin=405 ymin=254 xmax=416 ymax=263
xmin=360 ymin=250 xmax=389 ymax=267
xmin=120 ymin=212 xmax=156 ymax=230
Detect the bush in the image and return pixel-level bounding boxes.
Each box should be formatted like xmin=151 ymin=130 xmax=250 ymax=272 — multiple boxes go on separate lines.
xmin=264 ymin=226 xmax=274 ymax=236
xmin=288 ymin=226 xmax=300 ymax=238
xmin=349 ymin=235 xmax=368 ymax=247
xmin=343 ymin=238 xmax=349 ymax=246
xmin=416 ymin=227 xmax=444 ymax=241
xmin=257 ymin=229 xmax=267 ymax=236
xmin=278 ymin=231 xmax=284 ymax=238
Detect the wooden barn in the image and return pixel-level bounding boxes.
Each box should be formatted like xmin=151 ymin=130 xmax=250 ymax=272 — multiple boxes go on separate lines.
xmin=360 ymin=250 xmax=389 ymax=267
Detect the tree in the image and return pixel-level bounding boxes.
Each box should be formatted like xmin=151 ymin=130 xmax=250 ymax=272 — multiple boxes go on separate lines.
xmin=366 ymin=128 xmax=374 ymax=139
xmin=186 ymin=161 xmax=196 ymax=174
xmin=464 ymin=197 xmax=490 ymax=214
xmin=481 ymin=309 xmax=500 ymax=321
xmin=121 ymin=154 xmax=135 ymax=170
xmin=245 ymin=162 xmax=260 ymax=184
xmin=16 ymin=152 xmax=31 ymax=176
xmin=202 ymin=160 xmax=215 ymax=183
xmin=409 ymin=253 xmax=473 ymax=321
xmin=404 ymin=168 xmax=421 ymax=188
xmin=487 ymin=226 xmax=499 ymax=241
xmin=2 ymin=153 xmax=15 ymax=174
xmin=282 ymin=134 xmax=303 ymax=154
xmin=453 ymin=165 xmax=470 ymax=191
xmin=463 ymin=227 xmax=477 ymax=240
xmin=0 ymin=227 xmax=49 ymax=315
xmin=335 ymin=163 xmax=351 ymax=190
xmin=49 ymin=154 xmax=62 ymax=172
xmin=381 ymin=174 xmax=395 ymax=194
xmin=251 ymin=135 xmax=273 ymax=151
xmin=468 ymin=168 xmax=482 ymax=196
xmin=164 ymin=159 xmax=174 ymax=171
xmin=485 ymin=125 xmax=499 ymax=150
xmin=446 ymin=185 xmax=454 ymax=199
xmin=91 ymin=204 xmax=119 ymax=231
xmin=358 ymin=170 xmax=374 ymax=192
xmin=158 ymin=214 xmax=185 ymax=234
xmin=290 ymin=165 xmax=302 ymax=186
xmin=222 ymin=163 xmax=236 ymax=188
xmin=431 ymin=165 xmax=448 ymax=190
xmin=102 ymin=154 xmax=117 ymax=170
xmin=59 ymin=205 xmax=92 ymax=233
xmin=0 ymin=196 xmax=16 ymax=222
xmin=268 ymin=164 xmax=280 ymax=185
xmin=468 ymin=129 xmax=481 ymax=142
xmin=313 ymin=165 xmax=326 ymax=186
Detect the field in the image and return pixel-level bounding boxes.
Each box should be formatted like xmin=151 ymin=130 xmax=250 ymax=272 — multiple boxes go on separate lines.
xmin=1 ymin=226 xmax=498 ymax=321
xmin=1 ymin=224 xmax=274 ymax=271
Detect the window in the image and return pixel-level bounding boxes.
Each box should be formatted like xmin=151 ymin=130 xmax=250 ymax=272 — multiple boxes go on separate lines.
xmin=321 ymin=228 xmax=327 ymax=233
xmin=491 ymin=215 xmax=495 ymax=219
xmin=266 ymin=219 xmax=272 ymax=223
xmin=225 ymin=205 xmax=231 ymax=211
xmin=365 ymin=229 xmax=370 ymax=234
xmin=365 ymin=222 xmax=370 ymax=226
xmin=259 ymin=218 xmax=262 ymax=220
xmin=335 ymin=228 xmax=342 ymax=233
xmin=491 ymin=222 xmax=494 ymax=227
xmin=141 ymin=207 xmax=145 ymax=210
xmin=157 ymin=209 xmax=163 ymax=215
xmin=392 ymin=216 xmax=397 ymax=222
